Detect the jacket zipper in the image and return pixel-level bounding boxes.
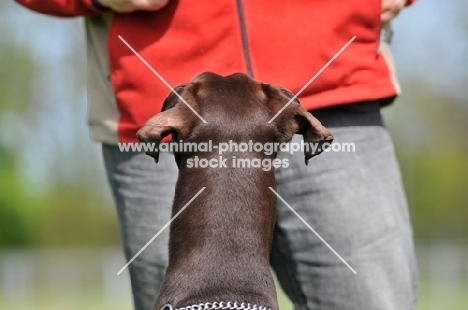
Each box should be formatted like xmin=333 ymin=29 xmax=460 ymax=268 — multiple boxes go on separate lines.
xmin=235 ymin=0 xmax=253 ymax=77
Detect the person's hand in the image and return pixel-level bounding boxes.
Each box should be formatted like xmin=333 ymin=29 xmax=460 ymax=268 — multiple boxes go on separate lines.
xmin=97 ymin=0 xmax=169 ymax=13
xmin=381 ymin=0 xmax=406 ymax=23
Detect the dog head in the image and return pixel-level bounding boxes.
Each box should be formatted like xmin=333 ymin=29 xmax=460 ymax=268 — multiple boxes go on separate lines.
xmin=137 ymin=72 xmax=333 ymax=165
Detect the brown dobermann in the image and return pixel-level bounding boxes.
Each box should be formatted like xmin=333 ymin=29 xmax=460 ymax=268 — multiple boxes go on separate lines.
xmin=137 ymin=72 xmax=333 ymax=310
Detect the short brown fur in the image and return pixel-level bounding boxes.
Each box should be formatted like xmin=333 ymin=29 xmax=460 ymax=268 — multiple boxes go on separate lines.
xmin=137 ymin=72 xmax=333 ymax=310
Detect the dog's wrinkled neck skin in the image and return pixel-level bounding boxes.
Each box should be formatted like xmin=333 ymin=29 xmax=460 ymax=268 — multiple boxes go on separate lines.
xmin=137 ymin=72 xmax=333 ymax=310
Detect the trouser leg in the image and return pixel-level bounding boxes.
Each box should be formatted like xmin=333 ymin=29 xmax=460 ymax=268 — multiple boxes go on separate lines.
xmin=102 ymin=146 xmax=178 ymax=310
xmin=272 ymin=128 xmax=418 ymax=310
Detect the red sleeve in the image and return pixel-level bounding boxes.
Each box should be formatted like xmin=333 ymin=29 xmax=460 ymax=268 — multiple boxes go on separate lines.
xmin=406 ymin=0 xmax=417 ymax=5
xmin=15 ymin=0 xmax=105 ymax=17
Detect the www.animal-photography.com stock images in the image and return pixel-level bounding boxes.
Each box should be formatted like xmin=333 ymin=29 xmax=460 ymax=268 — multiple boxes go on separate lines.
xmin=1 ymin=1 xmax=467 ymax=310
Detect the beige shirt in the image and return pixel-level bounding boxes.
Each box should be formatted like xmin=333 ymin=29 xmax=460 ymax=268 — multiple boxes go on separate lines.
xmin=85 ymin=13 xmax=120 ymax=144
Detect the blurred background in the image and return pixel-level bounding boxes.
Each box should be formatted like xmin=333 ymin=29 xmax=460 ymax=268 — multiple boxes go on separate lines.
xmin=0 ymin=1 xmax=467 ymax=309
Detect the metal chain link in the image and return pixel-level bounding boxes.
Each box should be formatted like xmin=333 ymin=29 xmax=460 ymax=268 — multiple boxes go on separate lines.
xmin=173 ymin=301 xmax=271 ymax=310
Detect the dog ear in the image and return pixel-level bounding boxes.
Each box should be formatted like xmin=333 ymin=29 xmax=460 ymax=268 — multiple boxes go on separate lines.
xmin=268 ymin=86 xmax=334 ymax=165
xmin=136 ymin=84 xmax=191 ymax=163
xmin=161 ymin=84 xmax=188 ymax=111
xmin=293 ymin=104 xmax=334 ymax=165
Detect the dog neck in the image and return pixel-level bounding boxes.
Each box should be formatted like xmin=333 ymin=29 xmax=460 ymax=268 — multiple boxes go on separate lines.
xmin=154 ymin=150 xmax=279 ymax=310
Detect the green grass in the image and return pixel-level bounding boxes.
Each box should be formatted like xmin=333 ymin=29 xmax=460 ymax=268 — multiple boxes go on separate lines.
xmin=276 ymin=280 xmax=293 ymax=310
xmin=0 ymin=279 xmax=465 ymax=310
xmin=417 ymin=276 xmax=466 ymax=310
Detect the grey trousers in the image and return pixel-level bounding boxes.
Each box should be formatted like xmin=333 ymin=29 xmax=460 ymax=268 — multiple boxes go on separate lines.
xmin=102 ymin=103 xmax=418 ymax=310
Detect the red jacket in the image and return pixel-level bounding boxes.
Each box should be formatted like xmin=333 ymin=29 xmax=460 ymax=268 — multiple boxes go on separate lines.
xmin=15 ymin=0 xmax=415 ymax=143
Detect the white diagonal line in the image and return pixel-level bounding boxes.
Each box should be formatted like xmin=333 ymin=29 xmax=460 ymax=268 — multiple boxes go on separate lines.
xmin=268 ymin=36 xmax=356 ymax=123
xmin=117 ymin=187 xmax=206 ymax=275
xmin=118 ymin=35 xmax=207 ymax=124
xmin=269 ymin=187 xmax=357 ymax=274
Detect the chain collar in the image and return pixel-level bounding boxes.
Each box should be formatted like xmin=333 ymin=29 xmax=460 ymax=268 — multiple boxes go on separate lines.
xmin=161 ymin=301 xmax=272 ymax=310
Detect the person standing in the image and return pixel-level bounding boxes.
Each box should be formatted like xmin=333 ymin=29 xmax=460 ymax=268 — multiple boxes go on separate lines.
xmin=15 ymin=1 xmax=418 ymax=309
